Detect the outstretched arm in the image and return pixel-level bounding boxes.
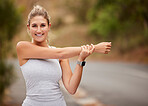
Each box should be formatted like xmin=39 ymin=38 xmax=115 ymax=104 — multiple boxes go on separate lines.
xmin=16 ymin=41 xmax=111 ymax=61
xmin=16 ymin=41 xmax=82 ymax=60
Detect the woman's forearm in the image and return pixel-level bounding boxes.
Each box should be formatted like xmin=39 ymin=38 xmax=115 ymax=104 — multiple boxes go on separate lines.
xmin=57 ymin=47 xmax=81 ymax=59
xmin=68 ymin=64 xmax=83 ymax=94
xmin=66 ymin=45 xmax=91 ymax=94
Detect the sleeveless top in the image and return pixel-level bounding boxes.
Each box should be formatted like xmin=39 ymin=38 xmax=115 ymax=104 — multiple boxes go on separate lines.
xmin=20 ymin=46 xmax=66 ymax=106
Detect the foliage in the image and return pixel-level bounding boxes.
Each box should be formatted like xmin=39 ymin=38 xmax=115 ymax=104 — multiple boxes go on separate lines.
xmin=88 ymin=5 xmax=120 ymax=39
xmin=87 ymin=0 xmax=148 ymax=52
xmin=0 ymin=60 xmax=15 ymax=104
xmin=65 ymin=0 xmax=148 ymax=52
xmin=0 ymin=0 xmax=22 ymax=104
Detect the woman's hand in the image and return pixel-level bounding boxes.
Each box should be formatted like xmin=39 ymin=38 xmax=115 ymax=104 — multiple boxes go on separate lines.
xmin=78 ymin=44 xmax=95 ymax=61
xmin=94 ymin=42 xmax=111 ymax=54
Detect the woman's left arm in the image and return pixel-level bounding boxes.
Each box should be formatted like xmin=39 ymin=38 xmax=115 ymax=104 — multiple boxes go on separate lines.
xmin=59 ymin=45 xmax=95 ymax=95
xmin=60 ymin=59 xmax=83 ymax=95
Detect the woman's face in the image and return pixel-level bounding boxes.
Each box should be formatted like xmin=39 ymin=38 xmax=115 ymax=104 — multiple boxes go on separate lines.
xmin=27 ymin=16 xmax=50 ymax=43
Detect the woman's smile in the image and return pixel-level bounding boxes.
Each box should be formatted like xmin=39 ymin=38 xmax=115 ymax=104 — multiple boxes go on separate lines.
xmin=35 ymin=33 xmax=44 ymax=37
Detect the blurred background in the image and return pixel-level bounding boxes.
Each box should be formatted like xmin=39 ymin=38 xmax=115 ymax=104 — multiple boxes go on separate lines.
xmin=0 ymin=0 xmax=148 ymax=106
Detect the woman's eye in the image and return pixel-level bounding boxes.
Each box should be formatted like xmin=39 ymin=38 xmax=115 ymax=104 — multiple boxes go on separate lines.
xmin=32 ymin=25 xmax=37 ymax=27
xmin=41 ymin=24 xmax=46 ymax=27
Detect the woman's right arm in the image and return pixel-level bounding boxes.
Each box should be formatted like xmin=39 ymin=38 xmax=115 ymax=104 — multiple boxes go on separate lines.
xmin=16 ymin=41 xmax=81 ymax=59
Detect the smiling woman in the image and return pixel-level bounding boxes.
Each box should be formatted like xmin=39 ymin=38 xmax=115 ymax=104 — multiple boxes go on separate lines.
xmin=16 ymin=5 xmax=111 ymax=106
xmin=27 ymin=5 xmax=51 ymax=44
xmin=27 ymin=16 xmax=50 ymax=43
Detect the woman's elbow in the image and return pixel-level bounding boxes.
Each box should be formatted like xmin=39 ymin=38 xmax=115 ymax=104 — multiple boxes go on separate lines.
xmin=68 ymin=89 xmax=77 ymax=95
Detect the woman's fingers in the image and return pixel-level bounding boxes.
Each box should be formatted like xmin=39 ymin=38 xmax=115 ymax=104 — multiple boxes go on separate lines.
xmin=106 ymin=47 xmax=111 ymax=49
xmin=107 ymin=42 xmax=112 ymax=47
xmin=104 ymin=48 xmax=111 ymax=54
xmin=104 ymin=51 xmax=108 ymax=54
xmin=82 ymin=45 xmax=86 ymax=50
xmin=81 ymin=45 xmax=89 ymax=52
xmin=81 ymin=44 xmax=96 ymax=55
xmin=86 ymin=44 xmax=89 ymax=50
xmin=81 ymin=45 xmax=85 ymax=50
xmin=105 ymin=42 xmax=111 ymax=53
xmin=89 ymin=44 xmax=95 ymax=54
xmin=84 ymin=44 xmax=95 ymax=54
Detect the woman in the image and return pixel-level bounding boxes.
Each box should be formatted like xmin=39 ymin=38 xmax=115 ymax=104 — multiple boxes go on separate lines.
xmin=16 ymin=5 xmax=111 ymax=106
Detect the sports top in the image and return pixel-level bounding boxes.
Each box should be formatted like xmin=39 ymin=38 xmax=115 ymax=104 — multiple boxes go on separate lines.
xmin=20 ymin=46 xmax=66 ymax=106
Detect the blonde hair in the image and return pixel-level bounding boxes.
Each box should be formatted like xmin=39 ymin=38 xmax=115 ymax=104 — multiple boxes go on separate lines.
xmin=27 ymin=5 xmax=50 ymax=26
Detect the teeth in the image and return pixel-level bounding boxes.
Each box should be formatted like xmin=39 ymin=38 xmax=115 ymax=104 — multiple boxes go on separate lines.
xmin=35 ymin=34 xmax=43 ymax=36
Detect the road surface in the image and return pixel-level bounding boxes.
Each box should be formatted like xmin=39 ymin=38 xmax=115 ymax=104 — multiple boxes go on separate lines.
xmin=69 ymin=61 xmax=148 ymax=106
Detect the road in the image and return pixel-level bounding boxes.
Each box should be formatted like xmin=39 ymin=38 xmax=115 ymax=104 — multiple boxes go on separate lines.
xmin=69 ymin=61 xmax=148 ymax=106
xmin=6 ymin=59 xmax=148 ymax=106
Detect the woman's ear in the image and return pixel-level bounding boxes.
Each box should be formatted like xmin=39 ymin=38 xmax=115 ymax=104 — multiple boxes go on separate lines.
xmin=27 ymin=24 xmax=30 ymax=30
xmin=27 ymin=24 xmax=31 ymax=35
xmin=49 ymin=23 xmax=51 ymax=27
xmin=48 ymin=23 xmax=51 ymax=31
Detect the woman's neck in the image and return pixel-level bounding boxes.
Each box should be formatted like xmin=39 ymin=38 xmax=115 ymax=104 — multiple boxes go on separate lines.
xmin=32 ymin=40 xmax=49 ymax=47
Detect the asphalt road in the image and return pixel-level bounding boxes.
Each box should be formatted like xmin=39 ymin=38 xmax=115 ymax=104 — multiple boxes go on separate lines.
xmin=69 ymin=61 xmax=148 ymax=106
xmin=6 ymin=59 xmax=148 ymax=106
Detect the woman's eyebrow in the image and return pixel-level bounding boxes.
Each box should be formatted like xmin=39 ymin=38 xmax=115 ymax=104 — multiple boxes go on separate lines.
xmin=41 ymin=23 xmax=46 ymax=24
xmin=31 ymin=23 xmax=37 ymax=25
xmin=31 ymin=22 xmax=46 ymax=25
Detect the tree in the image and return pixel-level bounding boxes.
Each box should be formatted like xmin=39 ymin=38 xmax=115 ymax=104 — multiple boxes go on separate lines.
xmin=0 ymin=0 xmax=22 ymax=104
xmin=87 ymin=0 xmax=148 ymax=52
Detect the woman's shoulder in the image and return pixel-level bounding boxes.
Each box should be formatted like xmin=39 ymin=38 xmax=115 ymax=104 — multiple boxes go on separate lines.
xmin=16 ymin=41 xmax=31 ymax=47
xmin=16 ymin=41 xmax=32 ymax=66
xmin=16 ymin=41 xmax=32 ymax=50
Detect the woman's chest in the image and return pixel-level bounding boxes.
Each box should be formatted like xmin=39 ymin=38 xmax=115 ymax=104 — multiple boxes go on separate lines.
xmin=21 ymin=59 xmax=62 ymax=82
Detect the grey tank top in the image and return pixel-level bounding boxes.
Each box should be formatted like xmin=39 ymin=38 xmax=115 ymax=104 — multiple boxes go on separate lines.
xmin=20 ymin=46 xmax=66 ymax=106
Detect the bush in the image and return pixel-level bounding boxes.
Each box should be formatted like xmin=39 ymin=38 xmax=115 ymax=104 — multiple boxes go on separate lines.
xmin=0 ymin=0 xmax=22 ymax=104
xmin=88 ymin=5 xmax=120 ymax=39
xmin=0 ymin=60 xmax=15 ymax=104
xmin=87 ymin=0 xmax=148 ymax=53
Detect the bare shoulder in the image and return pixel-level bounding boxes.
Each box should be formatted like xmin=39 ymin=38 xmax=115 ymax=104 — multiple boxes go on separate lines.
xmin=16 ymin=41 xmax=32 ymax=58
xmin=16 ymin=41 xmax=35 ymax=53
xmin=16 ymin=41 xmax=31 ymax=50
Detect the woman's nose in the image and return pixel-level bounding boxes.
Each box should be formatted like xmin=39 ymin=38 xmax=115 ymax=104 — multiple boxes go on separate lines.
xmin=37 ymin=27 xmax=41 ymax=33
